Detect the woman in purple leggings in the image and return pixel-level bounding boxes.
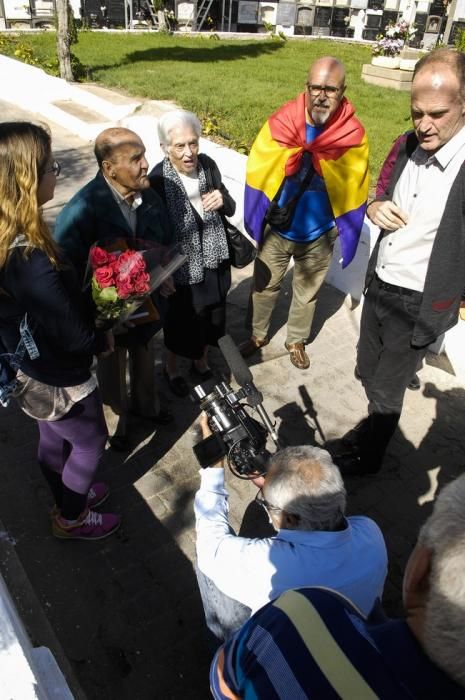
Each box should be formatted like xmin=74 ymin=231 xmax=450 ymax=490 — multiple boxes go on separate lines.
xmin=0 ymin=122 xmax=121 ymax=540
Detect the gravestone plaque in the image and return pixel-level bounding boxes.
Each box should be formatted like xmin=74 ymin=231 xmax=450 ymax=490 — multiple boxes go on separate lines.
xmin=238 ymin=0 xmax=258 ymax=22
xmin=332 ymin=6 xmax=349 ymax=26
xmin=429 ymin=0 xmax=445 ymax=16
xmin=296 ymin=4 xmax=314 ymax=24
xmin=314 ymin=5 xmax=332 ymax=26
xmin=108 ymin=0 xmax=125 ymax=24
xmin=177 ymin=1 xmax=194 ymax=20
xmin=414 ymin=11 xmax=427 ymax=31
xmin=259 ymin=2 xmax=277 ymax=24
xmin=366 ymin=10 xmax=382 ymax=27
xmin=367 ymin=0 xmax=383 ymax=10
xmin=277 ymin=1 xmax=296 ymax=25
xmin=425 ymin=14 xmax=440 ymax=31
xmin=381 ymin=9 xmax=398 ymax=26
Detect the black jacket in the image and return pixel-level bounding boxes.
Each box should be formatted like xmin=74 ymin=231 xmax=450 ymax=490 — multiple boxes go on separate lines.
xmin=0 ymin=248 xmax=104 ymax=386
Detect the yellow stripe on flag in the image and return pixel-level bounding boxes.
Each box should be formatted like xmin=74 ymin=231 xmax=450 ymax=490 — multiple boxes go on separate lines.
xmin=273 ymin=590 xmax=379 ymax=700
xmin=246 ymin=121 xmax=301 ymax=202
xmin=319 ymin=133 xmax=370 ymax=218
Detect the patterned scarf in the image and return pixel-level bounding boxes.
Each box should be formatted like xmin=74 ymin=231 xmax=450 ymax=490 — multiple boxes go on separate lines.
xmin=162 ymin=157 xmax=229 ymax=285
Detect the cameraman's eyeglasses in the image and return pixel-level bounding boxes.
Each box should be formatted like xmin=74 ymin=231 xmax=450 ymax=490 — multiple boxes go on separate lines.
xmin=306 ymin=83 xmax=341 ymax=98
xmin=255 ymin=489 xmax=281 ymax=513
xmin=44 ymin=160 xmax=61 ymax=177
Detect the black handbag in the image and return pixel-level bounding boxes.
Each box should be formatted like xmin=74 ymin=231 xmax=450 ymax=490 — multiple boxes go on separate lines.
xmin=204 ymin=161 xmax=256 ymax=269
xmin=265 ymin=161 xmax=315 ymax=232
xmin=222 ymin=217 xmax=257 ymax=269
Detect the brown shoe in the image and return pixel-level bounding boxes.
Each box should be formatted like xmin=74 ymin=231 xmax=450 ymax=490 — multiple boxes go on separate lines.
xmin=285 ymin=342 xmax=310 ymax=370
xmin=240 ymin=335 xmax=270 ymax=358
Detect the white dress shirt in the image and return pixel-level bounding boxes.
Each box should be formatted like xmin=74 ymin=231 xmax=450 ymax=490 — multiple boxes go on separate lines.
xmin=377 ymin=125 xmax=465 ymax=292
xmin=194 ymin=468 xmax=388 ymax=616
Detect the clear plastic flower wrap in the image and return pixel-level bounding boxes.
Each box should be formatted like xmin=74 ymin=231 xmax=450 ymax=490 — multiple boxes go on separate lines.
xmin=84 ymin=238 xmax=187 ymax=328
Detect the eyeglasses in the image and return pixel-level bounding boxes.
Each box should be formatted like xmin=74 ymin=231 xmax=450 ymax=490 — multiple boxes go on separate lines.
xmin=44 ymin=160 xmax=61 ymax=177
xmin=254 ymin=489 xmax=281 ymax=513
xmin=306 ymin=83 xmax=341 ymax=98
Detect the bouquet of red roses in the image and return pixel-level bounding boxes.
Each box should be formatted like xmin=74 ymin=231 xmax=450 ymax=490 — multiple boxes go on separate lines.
xmin=87 ymin=239 xmax=186 ymax=328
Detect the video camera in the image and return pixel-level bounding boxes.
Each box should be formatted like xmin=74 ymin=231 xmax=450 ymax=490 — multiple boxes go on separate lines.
xmin=192 ymin=335 xmax=280 ymax=479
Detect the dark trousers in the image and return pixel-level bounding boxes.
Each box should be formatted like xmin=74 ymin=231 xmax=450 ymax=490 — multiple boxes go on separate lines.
xmin=195 ymin=566 xmax=251 ymax=649
xmin=97 ymin=341 xmax=159 ymax=438
xmin=356 ymin=275 xmax=428 ymax=471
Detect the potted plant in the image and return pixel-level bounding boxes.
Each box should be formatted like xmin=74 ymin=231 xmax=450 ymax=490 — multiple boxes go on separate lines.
xmin=371 ymin=19 xmax=416 ymax=69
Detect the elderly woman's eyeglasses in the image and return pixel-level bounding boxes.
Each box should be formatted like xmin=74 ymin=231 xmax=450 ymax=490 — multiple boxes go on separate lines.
xmin=306 ymin=83 xmax=341 ymax=98
xmin=254 ymin=489 xmax=281 ymax=513
xmin=44 ymin=160 xmax=61 ymax=177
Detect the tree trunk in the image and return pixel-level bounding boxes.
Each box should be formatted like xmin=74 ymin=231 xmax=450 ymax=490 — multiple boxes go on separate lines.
xmin=56 ymin=0 xmax=74 ymax=82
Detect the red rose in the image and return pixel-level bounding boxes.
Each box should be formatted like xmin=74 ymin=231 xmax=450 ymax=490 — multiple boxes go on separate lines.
xmin=127 ymin=252 xmax=146 ymax=275
xmin=94 ymin=266 xmax=115 ymax=288
xmin=133 ymin=272 xmax=150 ymax=295
xmin=90 ymin=246 xmax=110 ymax=268
xmin=116 ymin=276 xmax=135 ymax=299
xmin=114 ymin=250 xmax=135 ymax=275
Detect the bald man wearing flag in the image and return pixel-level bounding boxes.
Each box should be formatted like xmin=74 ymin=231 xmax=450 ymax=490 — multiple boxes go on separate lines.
xmin=240 ymin=57 xmax=369 ymax=370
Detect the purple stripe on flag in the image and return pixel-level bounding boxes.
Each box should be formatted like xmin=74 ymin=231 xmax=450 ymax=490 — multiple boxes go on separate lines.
xmin=336 ymin=202 xmax=367 ymax=268
xmin=244 ymin=186 xmax=271 ymax=245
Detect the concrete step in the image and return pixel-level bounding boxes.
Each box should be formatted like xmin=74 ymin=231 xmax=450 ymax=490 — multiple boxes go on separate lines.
xmin=0 ymin=55 xmax=142 ymax=140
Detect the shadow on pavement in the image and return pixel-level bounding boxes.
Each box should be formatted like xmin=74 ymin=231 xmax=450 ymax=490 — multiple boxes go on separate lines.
xmin=0 ymin=402 xmax=211 ymax=700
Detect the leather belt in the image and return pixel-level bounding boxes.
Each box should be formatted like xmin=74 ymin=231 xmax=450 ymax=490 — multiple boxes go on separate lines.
xmin=375 ymin=273 xmax=422 ymax=298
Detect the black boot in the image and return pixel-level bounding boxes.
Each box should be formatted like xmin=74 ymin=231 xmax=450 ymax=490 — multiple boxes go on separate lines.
xmin=336 ymin=412 xmax=400 ymax=477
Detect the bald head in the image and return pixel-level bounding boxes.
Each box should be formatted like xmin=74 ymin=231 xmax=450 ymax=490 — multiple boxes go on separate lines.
xmin=411 ymin=51 xmax=465 ymax=153
xmin=413 ymin=48 xmax=465 ymax=99
xmin=306 ymin=57 xmax=346 ymax=126
xmin=95 ymin=127 xmax=150 ymax=197
xmin=309 ymin=56 xmax=346 ymax=86
xmin=94 ymin=127 xmax=144 ymax=167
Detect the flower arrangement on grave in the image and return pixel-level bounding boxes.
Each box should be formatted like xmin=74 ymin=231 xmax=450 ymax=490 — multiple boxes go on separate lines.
xmin=372 ymin=19 xmax=416 ymax=57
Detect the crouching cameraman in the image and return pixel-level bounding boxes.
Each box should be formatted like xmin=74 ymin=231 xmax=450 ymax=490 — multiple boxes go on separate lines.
xmin=194 ymin=414 xmax=388 ymax=645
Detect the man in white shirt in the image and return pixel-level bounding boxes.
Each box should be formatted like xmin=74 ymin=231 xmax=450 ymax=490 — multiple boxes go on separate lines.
xmin=336 ymin=48 xmax=465 ymax=477
xmin=194 ymin=423 xmax=387 ymax=644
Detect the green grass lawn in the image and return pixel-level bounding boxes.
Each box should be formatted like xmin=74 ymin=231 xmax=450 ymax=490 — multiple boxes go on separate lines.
xmin=10 ymin=32 xmax=412 ymax=181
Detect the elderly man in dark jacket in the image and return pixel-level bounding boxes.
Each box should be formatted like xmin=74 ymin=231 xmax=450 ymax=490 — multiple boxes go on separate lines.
xmin=55 ymin=127 xmax=175 ymax=451
xmin=336 ymin=48 xmax=465 ymax=476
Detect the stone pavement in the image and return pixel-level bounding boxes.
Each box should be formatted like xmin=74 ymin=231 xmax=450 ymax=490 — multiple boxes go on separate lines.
xmin=1 ymin=96 xmax=465 ymax=700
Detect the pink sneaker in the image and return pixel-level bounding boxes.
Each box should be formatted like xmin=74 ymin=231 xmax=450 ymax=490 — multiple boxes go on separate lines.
xmin=53 ymin=508 xmax=121 ymax=540
xmin=87 ymin=482 xmax=109 ymax=508
xmin=50 ymin=482 xmax=110 ymax=519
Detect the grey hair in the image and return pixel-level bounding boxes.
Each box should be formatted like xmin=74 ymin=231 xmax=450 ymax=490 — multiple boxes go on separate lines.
xmin=417 ymin=474 xmax=465 ymax=688
xmin=157 ymin=110 xmax=202 ymax=147
xmin=263 ymin=445 xmax=346 ymax=531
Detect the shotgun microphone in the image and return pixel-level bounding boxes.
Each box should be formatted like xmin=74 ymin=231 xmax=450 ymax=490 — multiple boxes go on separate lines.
xmin=218 ymin=335 xmax=279 ymax=445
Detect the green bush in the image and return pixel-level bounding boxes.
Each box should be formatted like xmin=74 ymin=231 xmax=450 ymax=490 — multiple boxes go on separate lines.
xmin=454 ymin=28 xmax=465 ymax=52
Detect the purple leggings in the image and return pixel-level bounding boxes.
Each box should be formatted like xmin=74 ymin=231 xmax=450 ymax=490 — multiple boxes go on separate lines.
xmin=37 ymin=389 xmax=108 ymax=495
